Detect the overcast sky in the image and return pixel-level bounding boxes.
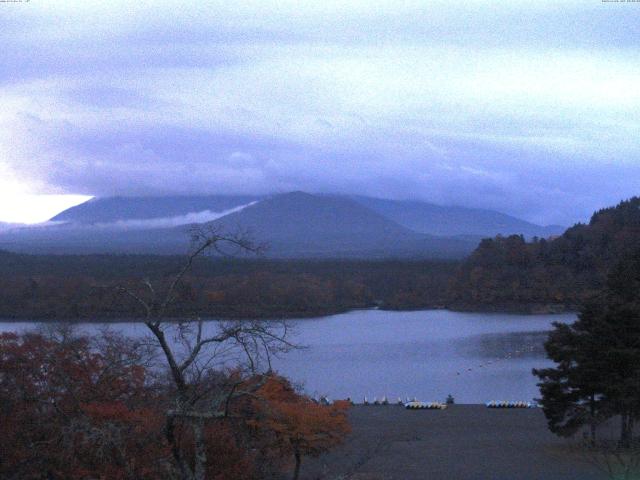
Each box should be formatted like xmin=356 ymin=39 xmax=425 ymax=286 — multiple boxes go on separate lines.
xmin=1 ymin=0 xmax=639 ymax=224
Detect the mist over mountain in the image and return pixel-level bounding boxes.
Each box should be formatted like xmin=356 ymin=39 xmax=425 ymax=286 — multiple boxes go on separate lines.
xmin=0 ymin=191 xmax=563 ymax=258
xmin=51 ymin=195 xmax=261 ymax=224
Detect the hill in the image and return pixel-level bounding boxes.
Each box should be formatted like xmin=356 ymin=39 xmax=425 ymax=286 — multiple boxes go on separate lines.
xmin=448 ymin=197 xmax=640 ymax=312
xmin=350 ymin=195 xmax=563 ymax=238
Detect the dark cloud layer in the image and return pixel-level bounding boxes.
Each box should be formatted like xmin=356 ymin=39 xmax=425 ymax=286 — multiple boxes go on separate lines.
xmin=1 ymin=1 xmax=639 ymax=225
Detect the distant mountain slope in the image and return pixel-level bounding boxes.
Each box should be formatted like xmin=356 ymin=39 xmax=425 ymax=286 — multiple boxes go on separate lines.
xmin=49 ymin=194 xmax=562 ymax=240
xmin=0 ymin=222 xmax=192 ymax=255
xmin=0 ymin=192 xmax=477 ymax=258
xmin=0 ymin=222 xmax=20 ymax=232
xmin=208 ymin=192 xmax=475 ymax=258
xmin=0 ymin=191 xmax=565 ymax=258
xmin=448 ymin=197 xmax=640 ymax=311
xmin=349 ymin=196 xmax=563 ymax=238
xmin=51 ymin=195 xmax=261 ymax=224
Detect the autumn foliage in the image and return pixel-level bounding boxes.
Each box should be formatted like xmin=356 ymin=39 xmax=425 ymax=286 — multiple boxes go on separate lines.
xmin=0 ymin=331 xmax=167 ymax=479
xmin=450 ymin=197 xmax=640 ymax=311
xmin=0 ymin=253 xmax=455 ymax=320
xmin=0 ymin=331 xmax=350 ymax=479
xmin=253 ymin=378 xmax=351 ymax=479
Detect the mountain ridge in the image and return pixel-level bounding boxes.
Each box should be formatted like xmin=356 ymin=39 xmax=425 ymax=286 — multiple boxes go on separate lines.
xmin=204 ymin=191 xmax=474 ymax=258
xmin=348 ymin=195 xmax=563 ymax=238
xmin=0 ymin=191 xmax=564 ymax=258
xmin=48 ymin=192 xmax=562 ymax=238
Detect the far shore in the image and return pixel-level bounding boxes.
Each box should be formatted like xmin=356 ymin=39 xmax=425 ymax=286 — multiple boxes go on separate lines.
xmin=0 ymin=304 xmax=578 ymax=323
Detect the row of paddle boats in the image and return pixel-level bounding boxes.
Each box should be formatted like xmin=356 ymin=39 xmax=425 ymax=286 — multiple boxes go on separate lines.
xmin=404 ymin=401 xmax=534 ymax=410
xmin=486 ymin=401 xmax=533 ymax=408
xmin=405 ymin=401 xmax=448 ymax=410
xmin=360 ymin=396 xmax=426 ymax=406
xmin=317 ymin=397 xmax=536 ymax=408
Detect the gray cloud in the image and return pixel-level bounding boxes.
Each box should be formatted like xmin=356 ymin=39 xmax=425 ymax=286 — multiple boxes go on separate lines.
xmin=1 ymin=1 xmax=639 ymax=226
xmin=83 ymin=202 xmax=258 ymax=230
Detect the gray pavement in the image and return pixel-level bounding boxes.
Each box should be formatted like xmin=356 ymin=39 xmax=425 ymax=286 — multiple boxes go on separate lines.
xmin=301 ymin=405 xmax=609 ymax=480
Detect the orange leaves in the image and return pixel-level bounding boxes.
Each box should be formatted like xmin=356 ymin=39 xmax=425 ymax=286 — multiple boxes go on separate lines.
xmin=81 ymin=401 xmax=159 ymax=429
xmin=0 ymin=334 xmax=349 ymax=479
xmin=255 ymin=376 xmax=351 ymax=458
xmin=0 ymin=331 xmax=167 ymax=480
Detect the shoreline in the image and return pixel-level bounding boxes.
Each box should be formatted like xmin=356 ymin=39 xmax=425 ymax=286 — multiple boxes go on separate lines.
xmin=0 ymin=304 xmax=577 ymax=323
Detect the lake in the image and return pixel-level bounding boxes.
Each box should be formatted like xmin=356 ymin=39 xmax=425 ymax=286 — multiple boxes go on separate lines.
xmin=0 ymin=309 xmax=575 ymax=404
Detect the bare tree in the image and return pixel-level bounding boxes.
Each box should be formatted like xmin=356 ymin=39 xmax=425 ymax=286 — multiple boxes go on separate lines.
xmin=114 ymin=225 xmax=296 ymax=480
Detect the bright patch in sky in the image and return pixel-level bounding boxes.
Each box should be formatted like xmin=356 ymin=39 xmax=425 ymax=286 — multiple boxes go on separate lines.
xmin=0 ymin=194 xmax=91 ymax=224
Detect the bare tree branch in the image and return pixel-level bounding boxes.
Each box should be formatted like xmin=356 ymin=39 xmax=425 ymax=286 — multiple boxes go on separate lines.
xmin=105 ymin=227 xmax=293 ymax=480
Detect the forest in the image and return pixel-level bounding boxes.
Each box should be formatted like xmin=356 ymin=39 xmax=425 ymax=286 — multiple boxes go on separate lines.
xmin=1 ymin=197 xmax=639 ymax=321
xmin=448 ymin=197 xmax=640 ymax=312
xmin=0 ymin=252 xmax=456 ymax=320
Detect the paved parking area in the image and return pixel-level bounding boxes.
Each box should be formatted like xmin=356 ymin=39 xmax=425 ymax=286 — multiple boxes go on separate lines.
xmin=301 ymin=405 xmax=607 ymax=480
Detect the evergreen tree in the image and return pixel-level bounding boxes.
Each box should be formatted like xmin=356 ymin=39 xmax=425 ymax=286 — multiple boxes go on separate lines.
xmin=534 ymin=249 xmax=640 ymax=446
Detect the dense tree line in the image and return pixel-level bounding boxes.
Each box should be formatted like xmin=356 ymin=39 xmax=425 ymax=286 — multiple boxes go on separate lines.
xmin=534 ymin=248 xmax=640 ymax=452
xmin=0 ymin=253 xmax=456 ymax=320
xmin=449 ymin=197 xmax=640 ymax=312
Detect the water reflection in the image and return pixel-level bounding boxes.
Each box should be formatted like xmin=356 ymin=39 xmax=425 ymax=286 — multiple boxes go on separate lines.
xmin=0 ymin=309 xmax=576 ymax=403
xmin=271 ymin=309 xmax=575 ymax=403
xmin=459 ymin=330 xmax=549 ymax=359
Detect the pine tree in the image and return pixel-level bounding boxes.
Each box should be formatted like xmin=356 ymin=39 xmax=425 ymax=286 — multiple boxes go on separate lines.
xmin=534 ymin=249 xmax=640 ymax=446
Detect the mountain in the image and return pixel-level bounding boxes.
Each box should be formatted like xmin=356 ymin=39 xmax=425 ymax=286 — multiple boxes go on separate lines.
xmin=0 ymin=191 xmax=564 ymax=258
xmin=0 ymin=222 xmax=192 ymax=255
xmin=0 ymin=192 xmax=477 ymax=258
xmin=349 ymin=195 xmax=564 ymax=238
xmin=448 ymin=197 xmax=640 ymax=312
xmin=51 ymin=195 xmax=261 ymax=224
xmin=49 ymin=193 xmax=562 ymax=239
xmin=0 ymin=222 xmax=25 ymax=232
xmin=207 ymin=191 xmax=475 ymax=258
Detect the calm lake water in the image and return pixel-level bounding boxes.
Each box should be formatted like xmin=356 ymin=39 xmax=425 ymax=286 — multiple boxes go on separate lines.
xmin=0 ymin=309 xmax=575 ymax=403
